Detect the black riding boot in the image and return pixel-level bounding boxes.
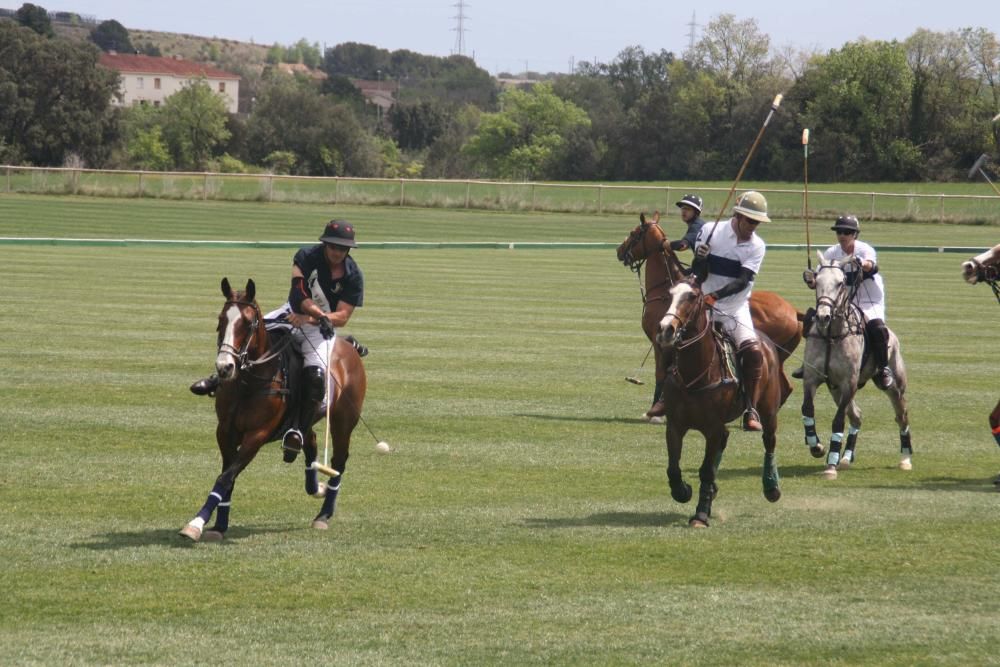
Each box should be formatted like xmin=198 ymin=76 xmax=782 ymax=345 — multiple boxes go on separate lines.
xmin=282 ymin=366 xmax=326 ymax=463
xmin=190 ymin=374 xmax=219 ymax=396
xmin=866 ymin=319 xmax=894 ymax=389
xmin=738 ymin=340 xmax=764 ymax=432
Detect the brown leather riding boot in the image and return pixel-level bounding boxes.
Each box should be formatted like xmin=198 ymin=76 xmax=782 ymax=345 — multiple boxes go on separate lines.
xmin=738 ymin=341 xmax=764 ymax=432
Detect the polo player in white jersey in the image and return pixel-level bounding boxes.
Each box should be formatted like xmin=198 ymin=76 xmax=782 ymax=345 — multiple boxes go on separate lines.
xmin=691 ymin=191 xmax=770 ymax=432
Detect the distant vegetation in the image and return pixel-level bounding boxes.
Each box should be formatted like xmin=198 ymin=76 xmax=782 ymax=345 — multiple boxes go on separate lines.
xmin=2 ymin=3 xmax=999 ymax=184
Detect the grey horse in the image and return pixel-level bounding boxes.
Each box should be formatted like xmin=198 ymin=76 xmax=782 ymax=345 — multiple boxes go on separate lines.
xmin=800 ymin=253 xmax=913 ymax=479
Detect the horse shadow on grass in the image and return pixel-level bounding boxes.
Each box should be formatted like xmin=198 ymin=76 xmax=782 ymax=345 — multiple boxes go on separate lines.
xmin=515 ymin=412 xmax=659 ymax=425
xmin=719 ymin=464 xmax=998 ymax=494
xmin=521 ymin=511 xmax=688 ymax=529
xmin=70 ymin=525 xmax=295 ymax=551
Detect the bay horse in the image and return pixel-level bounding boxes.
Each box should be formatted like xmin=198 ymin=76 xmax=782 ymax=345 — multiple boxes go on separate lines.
xmin=800 ymin=254 xmax=912 ymax=479
xmin=179 ymin=277 xmax=367 ymax=541
xmin=655 ymin=278 xmax=791 ymax=527
xmin=961 ymin=243 xmax=1000 ymax=483
xmin=616 ymin=213 xmax=803 ymax=419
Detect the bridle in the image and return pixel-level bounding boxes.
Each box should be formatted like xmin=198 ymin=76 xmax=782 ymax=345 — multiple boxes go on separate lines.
xmin=813 ymin=262 xmax=864 ymax=338
xmin=969 ymin=258 xmax=1000 ymax=304
xmin=619 ymin=223 xmax=651 ymax=273
xmin=217 ymin=299 xmax=262 ymax=372
xmin=661 ymin=289 xmax=716 ymax=389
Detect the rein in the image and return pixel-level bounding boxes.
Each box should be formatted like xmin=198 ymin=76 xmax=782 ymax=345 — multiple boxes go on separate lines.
xmin=219 ymin=300 xmax=289 ymax=382
xmin=667 ymin=294 xmax=721 ymax=390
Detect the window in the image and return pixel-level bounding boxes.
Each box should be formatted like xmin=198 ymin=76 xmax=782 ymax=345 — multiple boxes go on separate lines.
xmin=136 ymin=76 xmax=144 ymax=89
xmin=153 ymin=100 xmax=160 ymax=107
xmin=218 ymin=82 xmax=225 ymax=93
xmin=154 ymin=78 xmax=161 ymax=90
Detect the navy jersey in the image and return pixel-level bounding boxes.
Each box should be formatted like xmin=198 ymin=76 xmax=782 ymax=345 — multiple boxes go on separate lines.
xmin=292 ymin=244 xmax=364 ymax=313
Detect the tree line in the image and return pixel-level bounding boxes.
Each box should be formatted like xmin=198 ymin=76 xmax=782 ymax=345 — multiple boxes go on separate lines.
xmin=1 ymin=6 xmax=999 ymax=182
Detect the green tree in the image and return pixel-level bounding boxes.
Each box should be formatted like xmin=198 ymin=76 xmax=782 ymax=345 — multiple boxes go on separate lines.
xmin=243 ymin=72 xmax=380 ymax=176
xmin=90 ymin=19 xmax=133 ymax=53
xmin=15 ymin=3 xmax=53 ymax=37
xmin=463 ymin=83 xmax=590 ymax=180
xmin=127 ymin=126 xmax=171 ymax=170
xmin=160 ymin=78 xmax=231 ymax=170
xmin=0 ymin=22 xmax=119 ymax=166
xmin=805 ymin=40 xmax=918 ymax=180
xmin=388 ymin=101 xmax=448 ymax=150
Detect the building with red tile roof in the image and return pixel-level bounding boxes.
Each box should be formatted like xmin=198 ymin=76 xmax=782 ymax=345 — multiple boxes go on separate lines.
xmin=98 ymin=52 xmax=241 ymax=113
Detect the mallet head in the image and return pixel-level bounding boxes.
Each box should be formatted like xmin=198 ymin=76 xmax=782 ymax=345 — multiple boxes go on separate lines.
xmin=969 ymin=153 xmax=989 ymax=180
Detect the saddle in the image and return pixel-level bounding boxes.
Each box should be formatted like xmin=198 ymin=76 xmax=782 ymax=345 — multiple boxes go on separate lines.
xmin=261 ymin=324 xmax=369 ymax=444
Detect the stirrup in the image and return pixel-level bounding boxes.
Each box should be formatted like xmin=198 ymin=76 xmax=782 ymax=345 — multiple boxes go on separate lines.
xmin=282 ymin=429 xmax=304 ymax=453
xmin=742 ymin=408 xmax=763 ymax=432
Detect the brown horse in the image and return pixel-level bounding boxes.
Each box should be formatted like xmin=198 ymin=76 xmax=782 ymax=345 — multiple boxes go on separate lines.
xmin=962 ymin=243 xmax=1000 ymax=483
xmin=180 ymin=278 xmax=367 ymax=541
xmin=616 ymin=213 xmax=803 ymax=418
xmin=656 ymin=278 xmax=792 ymax=527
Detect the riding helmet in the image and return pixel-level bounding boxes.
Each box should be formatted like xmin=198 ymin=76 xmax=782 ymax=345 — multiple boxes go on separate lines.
xmin=830 ymin=214 xmax=860 ymax=234
xmin=733 ymin=191 xmax=770 ymax=223
xmin=319 ymin=219 xmax=357 ymax=247
xmin=675 ymin=194 xmax=703 ymax=213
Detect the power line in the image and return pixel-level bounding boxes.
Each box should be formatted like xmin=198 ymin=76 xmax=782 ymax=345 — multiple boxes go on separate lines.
xmin=686 ymin=11 xmax=702 ymax=52
xmin=452 ymin=1 xmax=469 ymax=56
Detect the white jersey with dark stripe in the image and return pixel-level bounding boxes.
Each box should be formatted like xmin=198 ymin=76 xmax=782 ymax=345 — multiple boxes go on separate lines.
xmin=695 ymin=219 xmax=765 ymax=311
xmin=822 ymin=240 xmax=886 ymax=321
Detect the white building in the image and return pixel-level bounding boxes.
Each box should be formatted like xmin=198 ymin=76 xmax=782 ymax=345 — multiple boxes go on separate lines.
xmin=99 ymin=53 xmax=240 ymax=113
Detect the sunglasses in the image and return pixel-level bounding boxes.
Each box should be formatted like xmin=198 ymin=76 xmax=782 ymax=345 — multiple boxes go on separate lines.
xmin=736 ymin=214 xmax=760 ymax=226
xmin=835 ymin=230 xmax=855 ymax=236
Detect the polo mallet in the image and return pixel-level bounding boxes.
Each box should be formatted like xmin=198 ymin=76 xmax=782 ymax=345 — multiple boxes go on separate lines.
xmin=703 ymin=93 xmax=784 ymax=246
xmin=310 ymin=346 xmax=340 ymax=480
xmin=626 ymin=343 xmax=653 ymax=385
xmin=968 ymin=153 xmax=1000 ymax=197
xmin=803 ymin=128 xmax=812 ymax=269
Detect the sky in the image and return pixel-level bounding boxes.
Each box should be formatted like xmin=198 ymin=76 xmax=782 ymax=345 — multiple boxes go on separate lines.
xmin=59 ymin=1 xmax=999 ymax=75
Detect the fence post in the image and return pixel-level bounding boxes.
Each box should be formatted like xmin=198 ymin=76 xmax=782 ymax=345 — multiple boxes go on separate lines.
xmin=203 ymin=173 xmax=208 ymax=200
xmin=598 ymin=184 xmax=604 ymax=214
xmin=465 ymin=180 xmax=471 ymax=208
xmin=870 ymin=192 xmax=875 ymax=221
xmin=268 ymin=174 xmax=274 ymax=203
xmin=400 ymin=179 xmax=405 ymax=206
xmin=138 ymin=171 xmax=144 ymax=197
xmin=939 ymin=194 xmax=944 ymax=223
xmin=665 ymin=186 xmax=670 ymax=211
xmin=334 ymin=177 xmax=339 ymax=205
xmin=6 ymin=166 xmax=10 ymax=193
xmin=531 ymin=183 xmax=536 ymax=211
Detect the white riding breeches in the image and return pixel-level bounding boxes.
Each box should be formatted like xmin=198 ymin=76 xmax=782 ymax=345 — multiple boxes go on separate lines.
xmin=265 ymin=303 xmax=334 ymax=368
xmin=715 ymin=301 xmax=758 ymax=347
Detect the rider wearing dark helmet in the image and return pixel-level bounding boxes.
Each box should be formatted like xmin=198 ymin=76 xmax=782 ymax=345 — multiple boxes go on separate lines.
xmin=669 ymin=194 xmax=706 ymax=253
xmin=801 ymin=214 xmax=894 ymax=389
xmin=645 ymin=194 xmax=707 ymax=422
xmin=190 ymin=219 xmax=365 ymax=457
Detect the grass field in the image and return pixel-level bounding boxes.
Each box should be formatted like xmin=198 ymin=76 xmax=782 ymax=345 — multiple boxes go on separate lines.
xmin=1 ymin=195 xmax=999 ymax=665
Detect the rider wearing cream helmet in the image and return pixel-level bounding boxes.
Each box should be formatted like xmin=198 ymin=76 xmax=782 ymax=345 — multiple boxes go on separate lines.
xmin=691 ymin=190 xmax=770 ymax=431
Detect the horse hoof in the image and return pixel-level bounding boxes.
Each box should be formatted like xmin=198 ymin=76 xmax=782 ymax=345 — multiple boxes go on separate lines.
xmin=671 ymin=483 xmax=693 ymax=504
xmin=899 ymin=458 xmax=912 ymax=471
xmin=689 ymin=514 xmax=710 ymax=528
xmin=821 ymin=466 xmax=838 ymax=480
xmin=312 ymin=482 xmax=327 ymax=499
xmin=646 ymin=415 xmax=665 ymax=425
xmin=202 ymin=530 xmax=225 ymax=542
xmin=838 ymin=457 xmax=852 ymax=470
xmin=311 ymin=518 xmax=329 ymax=530
xmin=179 ymin=523 xmax=202 ymax=542
xmin=764 ymin=487 xmax=781 ymax=503
xmin=809 ymin=445 xmax=826 ymax=459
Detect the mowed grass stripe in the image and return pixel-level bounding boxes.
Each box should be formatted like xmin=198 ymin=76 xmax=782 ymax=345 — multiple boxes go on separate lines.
xmin=1 ymin=198 xmax=999 ymax=665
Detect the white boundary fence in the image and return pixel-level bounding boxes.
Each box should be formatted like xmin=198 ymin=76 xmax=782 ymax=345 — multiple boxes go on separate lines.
xmin=3 ymin=164 xmax=998 ymax=224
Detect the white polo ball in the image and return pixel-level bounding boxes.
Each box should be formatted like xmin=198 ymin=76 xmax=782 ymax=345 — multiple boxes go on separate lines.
xmin=375 ymin=441 xmax=391 ymax=454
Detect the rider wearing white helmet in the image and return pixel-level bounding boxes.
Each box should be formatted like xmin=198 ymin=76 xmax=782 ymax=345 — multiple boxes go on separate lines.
xmin=691 ymin=190 xmax=770 ymax=432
